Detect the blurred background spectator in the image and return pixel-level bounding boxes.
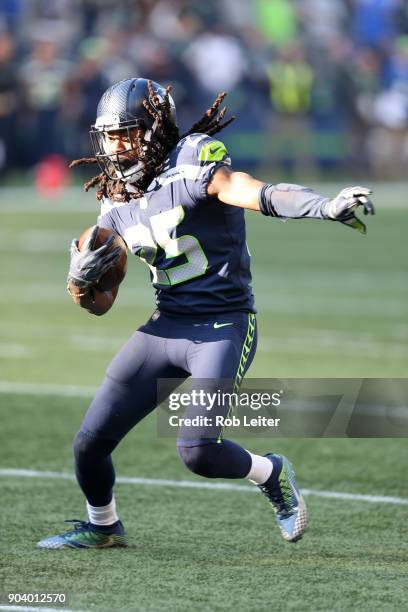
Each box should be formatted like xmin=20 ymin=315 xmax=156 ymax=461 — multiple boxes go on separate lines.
xmin=1 ymin=0 xmax=408 ymax=181
xmin=0 ymin=31 xmax=19 ymax=173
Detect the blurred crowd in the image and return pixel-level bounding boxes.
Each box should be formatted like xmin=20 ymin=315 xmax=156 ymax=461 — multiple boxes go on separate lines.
xmin=2 ymin=0 xmax=408 ymax=180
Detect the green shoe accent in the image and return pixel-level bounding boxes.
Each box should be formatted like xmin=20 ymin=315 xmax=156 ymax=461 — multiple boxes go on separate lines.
xmin=37 ymin=519 xmax=128 ymax=549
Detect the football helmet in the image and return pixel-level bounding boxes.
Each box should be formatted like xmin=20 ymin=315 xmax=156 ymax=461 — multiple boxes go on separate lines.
xmin=90 ymin=78 xmax=177 ymax=183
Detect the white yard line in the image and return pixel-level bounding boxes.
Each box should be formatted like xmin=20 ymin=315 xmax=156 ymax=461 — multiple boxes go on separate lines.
xmin=1 ymin=292 xmax=405 ymax=318
xmin=0 ymin=380 xmax=407 ymax=420
xmin=0 ymin=285 xmax=154 ymax=307
xmin=0 ymin=344 xmax=32 ymax=359
xmin=0 ymin=607 xmax=86 ymax=612
xmin=0 ymin=381 xmax=96 ymax=398
xmin=0 ymin=468 xmax=407 ymax=507
xmin=255 ymin=292 xmax=408 ymax=318
xmin=258 ymin=336 xmax=408 ymax=358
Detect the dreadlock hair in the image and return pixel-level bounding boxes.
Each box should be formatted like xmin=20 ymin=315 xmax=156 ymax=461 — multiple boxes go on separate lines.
xmin=69 ymin=80 xmax=236 ymax=202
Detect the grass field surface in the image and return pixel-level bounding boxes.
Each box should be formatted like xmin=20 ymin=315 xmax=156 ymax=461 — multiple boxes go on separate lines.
xmin=0 ymin=185 xmax=407 ymax=611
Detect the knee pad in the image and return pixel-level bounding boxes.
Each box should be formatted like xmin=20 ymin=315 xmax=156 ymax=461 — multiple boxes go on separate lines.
xmin=177 ymin=443 xmax=220 ymax=478
xmin=72 ymin=430 xmax=118 ymax=463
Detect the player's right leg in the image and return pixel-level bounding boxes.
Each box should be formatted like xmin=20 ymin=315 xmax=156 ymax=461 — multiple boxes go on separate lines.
xmin=37 ymin=324 xmax=188 ymax=549
xmin=174 ymin=312 xmax=307 ymax=543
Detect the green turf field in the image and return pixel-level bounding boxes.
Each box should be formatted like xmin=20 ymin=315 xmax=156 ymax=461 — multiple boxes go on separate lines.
xmin=0 ymin=185 xmax=407 ymax=612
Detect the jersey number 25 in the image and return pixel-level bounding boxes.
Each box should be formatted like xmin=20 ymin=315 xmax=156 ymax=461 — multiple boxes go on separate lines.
xmin=123 ymin=205 xmax=208 ymax=286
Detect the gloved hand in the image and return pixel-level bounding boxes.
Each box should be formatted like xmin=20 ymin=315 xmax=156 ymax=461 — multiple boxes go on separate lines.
xmin=325 ymin=186 xmax=375 ymax=234
xmin=67 ymin=225 xmax=121 ymax=287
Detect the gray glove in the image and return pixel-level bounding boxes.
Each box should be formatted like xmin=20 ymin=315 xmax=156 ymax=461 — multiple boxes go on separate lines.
xmin=325 ymin=186 xmax=375 ymax=234
xmin=67 ymin=225 xmax=121 ymax=287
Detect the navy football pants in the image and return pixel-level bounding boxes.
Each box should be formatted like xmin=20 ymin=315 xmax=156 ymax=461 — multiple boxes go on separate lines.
xmin=73 ymin=310 xmax=257 ymax=506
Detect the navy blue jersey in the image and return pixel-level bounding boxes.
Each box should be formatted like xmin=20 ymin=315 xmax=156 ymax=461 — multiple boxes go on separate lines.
xmin=97 ymin=133 xmax=255 ymax=315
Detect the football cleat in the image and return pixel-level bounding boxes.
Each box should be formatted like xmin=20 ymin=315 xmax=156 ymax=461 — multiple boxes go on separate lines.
xmin=258 ymin=454 xmax=307 ymax=543
xmin=37 ymin=519 xmax=127 ymax=549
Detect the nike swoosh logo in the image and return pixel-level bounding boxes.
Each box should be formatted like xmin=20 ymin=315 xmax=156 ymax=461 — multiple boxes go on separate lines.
xmin=213 ymin=322 xmax=234 ymax=329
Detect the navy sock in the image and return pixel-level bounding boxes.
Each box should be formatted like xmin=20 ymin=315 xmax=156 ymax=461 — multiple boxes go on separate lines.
xmin=90 ymin=520 xmax=121 ymax=532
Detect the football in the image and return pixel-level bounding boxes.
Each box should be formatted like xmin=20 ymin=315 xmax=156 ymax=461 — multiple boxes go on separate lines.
xmin=78 ymin=226 xmax=128 ymax=291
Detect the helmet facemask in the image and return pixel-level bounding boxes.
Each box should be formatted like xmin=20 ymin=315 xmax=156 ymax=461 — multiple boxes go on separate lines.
xmin=90 ymin=121 xmax=152 ymax=184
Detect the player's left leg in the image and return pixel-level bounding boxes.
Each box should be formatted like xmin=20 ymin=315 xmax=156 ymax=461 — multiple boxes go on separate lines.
xmin=176 ymin=312 xmax=307 ymax=542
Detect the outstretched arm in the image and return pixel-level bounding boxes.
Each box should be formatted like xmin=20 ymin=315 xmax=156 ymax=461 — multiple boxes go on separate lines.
xmin=208 ymin=167 xmax=375 ymax=234
xmin=207 ymin=168 xmax=265 ymax=211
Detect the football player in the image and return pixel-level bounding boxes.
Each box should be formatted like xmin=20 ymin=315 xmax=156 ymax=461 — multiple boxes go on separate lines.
xmin=37 ymin=79 xmax=374 ymax=549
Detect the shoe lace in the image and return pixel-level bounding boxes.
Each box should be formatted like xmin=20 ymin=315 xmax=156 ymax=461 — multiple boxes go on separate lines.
xmin=259 ymin=479 xmax=293 ymax=519
xmin=63 ymin=519 xmax=91 ymax=533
